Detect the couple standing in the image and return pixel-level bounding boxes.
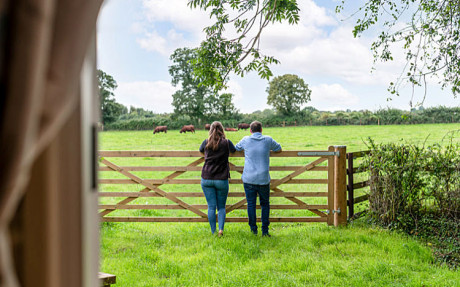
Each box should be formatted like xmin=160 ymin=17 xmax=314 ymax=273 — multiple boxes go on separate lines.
xmin=199 ymin=121 xmax=282 ymax=237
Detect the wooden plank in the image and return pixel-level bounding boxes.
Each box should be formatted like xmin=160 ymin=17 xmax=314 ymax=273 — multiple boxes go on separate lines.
xmin=98 ymin=204 xmax=328 ymax=210
xmin=353 ymin=180 xmax=370 ymax=190
xmin=99 ymin=157 xmax=205 ymax=217
xmin=271 ymin=187 xmax=327 ymax=217
xmin=101 ymin=217 xmax=328 ymax=223
xmin=99 ymin=150 xmax=333 ymax=158
xmin=99 ymin=272 xmax=116 ymax=285
xmin=334 ymin=146 xmax=347 ymax=226
xmin=353 ymin=194 xmax=369 ymax=204
xmin=271 ymin=157 xmax=328 ymax=188
xmin=99 ymin=187 xmax=151 ymax=217
xmin=327 ymin=146 xmax=335 ymax=226
xmin=98 ymin=165 xmax=328 ymax=172
xmin=100 ymin=158 xmax=207 ymax=217
xmin=99 ymin=178 xmax=328 ymax=185
xmin=348 ymin=150 xmax=370 ymax=159
xmin=347 ymin=152 xmax=354 ymax=219
xmin=99 ymin=191 xmax=329 ymax=198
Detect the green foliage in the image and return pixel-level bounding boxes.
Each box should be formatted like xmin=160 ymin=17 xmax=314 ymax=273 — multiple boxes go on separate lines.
xmin=169 ymin=48 xmax=240 ymax=123
xmin=338 ymin=0 xmax=460 ymax=97
xmin=104 ymin=106 xmax=460 ymax=130
xmin=363 ymin=137 xmax=460 ymax=267
xmin=188 ymin=0 xmax=300 ymax=90
xmin=97 ymin=69 xmax=128 ymax=124
xmin=169 ymin=48 xmax=214 ymax=122
xmin=205 ymin=92 xmax=239 ymax=120
xmin=266 ymin=74 xmax=311 ymax=116
xmin=104 ymin=105 xmax=460 ymax=130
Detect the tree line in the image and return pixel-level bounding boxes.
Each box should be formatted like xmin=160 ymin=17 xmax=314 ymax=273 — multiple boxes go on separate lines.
xmin=101 ymin=104 xmax=460 ymax=131
xmin=98 ymin=68 xmax=459 ymax=131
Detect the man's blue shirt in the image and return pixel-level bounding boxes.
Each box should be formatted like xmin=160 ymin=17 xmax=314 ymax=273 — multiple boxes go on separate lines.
xmin=235 ymin=132 xmax=282 ymax=185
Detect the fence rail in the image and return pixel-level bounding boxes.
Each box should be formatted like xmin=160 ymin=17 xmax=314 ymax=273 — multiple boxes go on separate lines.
xmin=346 ymin=150 xmax=371 ymax=219
xmin=98 ymin=147 xmax=348 ymax=226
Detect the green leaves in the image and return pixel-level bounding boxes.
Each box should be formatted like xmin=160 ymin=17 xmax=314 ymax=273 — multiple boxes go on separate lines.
xmin=266 ymin=74 xmax=311 ymax=116
xmin=341 ymin=0 xmax=460 ymax=99
xmin=188 ymin=0 xmax=300 ymax=90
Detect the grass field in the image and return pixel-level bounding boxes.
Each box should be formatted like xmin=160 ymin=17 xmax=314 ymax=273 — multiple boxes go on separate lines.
xmin=99 ymin=124 xmax=460 ymax=286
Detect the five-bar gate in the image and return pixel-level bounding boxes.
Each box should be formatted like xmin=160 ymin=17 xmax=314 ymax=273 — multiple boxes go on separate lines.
xmin=98 ymin=146 xmax=348 ymax=226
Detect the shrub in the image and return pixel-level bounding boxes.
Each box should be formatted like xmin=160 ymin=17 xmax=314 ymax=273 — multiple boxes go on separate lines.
xmin=362 ymin=137 xmax=460 ymax=267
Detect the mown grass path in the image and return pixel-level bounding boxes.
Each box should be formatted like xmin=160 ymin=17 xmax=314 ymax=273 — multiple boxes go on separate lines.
xmin=100 ymin=124 xmax=460 ymax=286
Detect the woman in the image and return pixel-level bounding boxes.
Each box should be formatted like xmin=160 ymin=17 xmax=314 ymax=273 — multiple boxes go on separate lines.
xmin=199 ymin=121 xmax=236 ymax=236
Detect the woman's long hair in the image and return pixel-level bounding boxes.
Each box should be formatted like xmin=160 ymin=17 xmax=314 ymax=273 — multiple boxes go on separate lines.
xmin=206 ymin=121 xmax=226 ymax=151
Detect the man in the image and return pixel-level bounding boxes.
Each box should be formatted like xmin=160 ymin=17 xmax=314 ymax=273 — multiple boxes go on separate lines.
xmin=235 ymin=121 xmax=282 ymax=236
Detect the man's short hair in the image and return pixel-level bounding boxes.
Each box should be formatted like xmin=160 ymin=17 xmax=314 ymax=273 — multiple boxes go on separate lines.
xmin=250 ymin=121 xmax=262 ymax=133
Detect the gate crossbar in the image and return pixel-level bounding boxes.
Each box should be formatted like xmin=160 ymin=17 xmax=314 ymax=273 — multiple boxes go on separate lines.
xmin=99 ymin=150 xmax=337 ymax=223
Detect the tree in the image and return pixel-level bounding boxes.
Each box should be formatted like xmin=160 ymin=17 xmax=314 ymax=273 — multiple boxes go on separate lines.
xmin=266 ymin=74 xmax=311 ymax=115
xmin=206 ymin=93 xmax=239 ymax=120
xmin=169 ymin=48 xmax=215 ymax=122
xmin=190 ymin=0 xmax=459 ymax=103
xmin=337 ymin=1 xmax=460 ymax=101
xmin=188 ymin=0 xmax=301 ymax=90
xmin=97 ymin=69 xmax=127 ymax=124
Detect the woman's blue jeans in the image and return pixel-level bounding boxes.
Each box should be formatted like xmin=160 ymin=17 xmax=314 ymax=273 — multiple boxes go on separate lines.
xmin=201 ymin=179 xmax=229 ymax=234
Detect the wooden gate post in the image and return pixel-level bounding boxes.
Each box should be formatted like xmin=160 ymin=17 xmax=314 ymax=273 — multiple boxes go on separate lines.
xmin=334 ymin=146 xmax=347 ymax=226
xmin=327 ymin=146 xmax=335 ymax=225
xmin=347 ymin=152 xmax=354 ymax=219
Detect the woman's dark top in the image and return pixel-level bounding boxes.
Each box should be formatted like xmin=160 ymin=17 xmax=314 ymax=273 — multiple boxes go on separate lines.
xmin=199 ymin=138 xmax=236 ymax=180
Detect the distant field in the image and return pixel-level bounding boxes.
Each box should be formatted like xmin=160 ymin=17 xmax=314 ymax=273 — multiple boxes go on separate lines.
xmin=100 ymin=123 xmax=460 ymax=151
xmin=99 ymin=124 xmax=460 ymax=287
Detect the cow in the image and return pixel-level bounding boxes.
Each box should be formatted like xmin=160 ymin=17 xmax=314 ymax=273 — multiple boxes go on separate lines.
xmin=238 ymin=123 xmax=250 ymax=130
xmin=204 ymin=124 xmax=211 ymax=130
xmin=153 ymin=125 xmax=167 ymax=134
xmin=225 ymin=127 xmax=238 ymax=132
xmin=180 ymin=125 xmax=195 ymax=133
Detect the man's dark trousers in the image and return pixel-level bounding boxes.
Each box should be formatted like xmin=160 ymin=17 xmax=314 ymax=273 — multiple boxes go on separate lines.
xmin=243 ymin=183 xmax=270 ymax=235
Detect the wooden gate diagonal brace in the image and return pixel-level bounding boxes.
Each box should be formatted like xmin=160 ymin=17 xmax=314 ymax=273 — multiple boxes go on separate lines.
xmin=271 ymin=157 xmax=327 ymax=189
xmin=271 ymin=187 xmax=327 ymax=217
xmin=100 ymin=158 xmax=207 ymax=217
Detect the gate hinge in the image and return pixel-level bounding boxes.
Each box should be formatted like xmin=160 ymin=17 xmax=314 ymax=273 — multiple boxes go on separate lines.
xmin=332 ymin=207 xmax=341 ymax=214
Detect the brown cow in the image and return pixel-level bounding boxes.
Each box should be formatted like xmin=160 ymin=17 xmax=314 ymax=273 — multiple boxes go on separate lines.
xmin=180 ymin=125 xmax=195 ymax=133
xmin=204 ymin=124 xmax=211 ymax=130
xmin=225 ymin=127 xmax=237 ymax=132
xmin=153 ymin=125 xmax=167 ymax=134
xmin=238 ymin=123 xmax=250 ymax=130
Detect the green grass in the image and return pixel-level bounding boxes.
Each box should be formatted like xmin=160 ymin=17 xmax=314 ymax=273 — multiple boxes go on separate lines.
xmin=100 ymin=124 xmax=460 ymax=286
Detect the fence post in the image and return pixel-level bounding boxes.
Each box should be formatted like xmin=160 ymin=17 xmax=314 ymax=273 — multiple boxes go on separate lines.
xmin=334 ymin=145 xmax=347 ymax=226
xmin=327 ymin=146 xmax=335 ymax=226
xmin=347 ymin=152 xmax=354 ymax=219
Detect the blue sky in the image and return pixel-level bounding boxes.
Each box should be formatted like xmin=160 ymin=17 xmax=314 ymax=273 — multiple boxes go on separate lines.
xmin=97 ymin=0 xmax=459 ymax=113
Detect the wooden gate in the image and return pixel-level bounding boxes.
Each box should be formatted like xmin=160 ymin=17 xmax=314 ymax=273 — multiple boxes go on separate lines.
xmin=98 ymin=146 xmax=347 ymax=226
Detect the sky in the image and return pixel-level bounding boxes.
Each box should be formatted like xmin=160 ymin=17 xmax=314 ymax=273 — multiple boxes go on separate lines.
xmin=97 ymin=0 xmax=460 ymax=114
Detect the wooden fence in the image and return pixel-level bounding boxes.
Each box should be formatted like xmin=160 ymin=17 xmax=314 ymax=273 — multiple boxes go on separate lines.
xmin=346 ymin=150 xmax=371 ymax=219
xmin=98 ymin=146 xmax=349 ymax=226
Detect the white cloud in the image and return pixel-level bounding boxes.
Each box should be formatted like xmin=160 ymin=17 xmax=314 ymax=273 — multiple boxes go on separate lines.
xmin=225 ymin=79 xmax=243 ymax=101
xmin=310 ymin=83 xmax=359 ymax=111
xmin=115 ymin=81 xmax=177 ymax=113
xmin=137 ymin=29 xmax=190 ymax=56
xmin=142 ymin=0 xmax=211 ymax=35
xmin=136 ymin=0 xmax=213 ymax=56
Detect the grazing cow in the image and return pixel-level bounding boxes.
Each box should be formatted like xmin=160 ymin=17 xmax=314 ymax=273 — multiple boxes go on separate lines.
xmin=238 ymin=123 xmax=250 ymax=130
xmin=204 ymin=124 xmax=211 ymax=130
xmin=180 ymin=125 xmax=195 ymax=133
xmin=153 ymin=125 xmax=167 ymax=134
xmin=225 ymin=127 xmax=238 ymax=132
